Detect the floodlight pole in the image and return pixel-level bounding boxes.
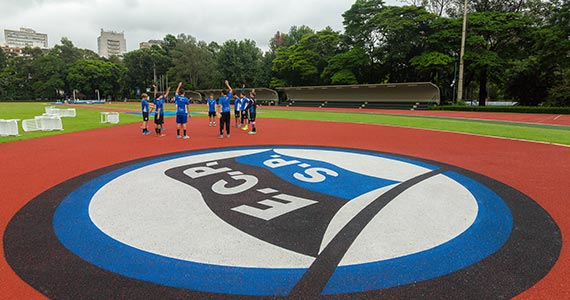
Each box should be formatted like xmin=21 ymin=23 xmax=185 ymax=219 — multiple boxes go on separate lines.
xmin=457 ymin=0 xmax=468 ymax=103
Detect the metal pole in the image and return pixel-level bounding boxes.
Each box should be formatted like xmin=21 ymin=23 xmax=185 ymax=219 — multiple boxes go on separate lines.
xmin=457 ymin=0 xmax=468 ymax=102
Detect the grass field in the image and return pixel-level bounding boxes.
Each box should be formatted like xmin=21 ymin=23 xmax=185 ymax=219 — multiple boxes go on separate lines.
xmin=0 ymin=103 xmax=140 ymax=143
xmin=1 ymin=102 xmax=569 ymax=145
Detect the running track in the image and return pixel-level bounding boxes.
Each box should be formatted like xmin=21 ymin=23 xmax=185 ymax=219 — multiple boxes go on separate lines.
xmin=1 ymin=114 xmax=569 ymax=299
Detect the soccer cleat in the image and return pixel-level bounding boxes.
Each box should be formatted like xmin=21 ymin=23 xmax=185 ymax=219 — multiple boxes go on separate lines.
xmin=242 ymin=126 xmax=248 ymax=131
xmin=219 ymin=134 xmax=224 ymax=139
xmin=227 ymin=134 xmax=230 ymax=138
xmin=177 ymin=135 xmax=182 ymax=139
xmin=183 ymin=135 xmax=190 ymax=139
xmin=248 ymin=131 xmax=256 ymax=135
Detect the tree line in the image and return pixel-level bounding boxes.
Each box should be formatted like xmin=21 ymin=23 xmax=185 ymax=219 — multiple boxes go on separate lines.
xmin=0 ymin=0 xmax=568 ymax=106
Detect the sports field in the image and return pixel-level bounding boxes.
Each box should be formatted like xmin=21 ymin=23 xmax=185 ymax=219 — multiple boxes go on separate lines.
xmin=1 ymin=102 xmax=569 ymax=145
xmin=1 ymin=102 xmax=569 ymax=299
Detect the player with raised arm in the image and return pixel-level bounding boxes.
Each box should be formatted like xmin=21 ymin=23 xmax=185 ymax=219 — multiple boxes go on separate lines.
xmin=153 ymin=84 xmax=170 ymax=137
xmin=218 ymin=80 xmax=233 ymax=138
xmin=175 ymin=82 xmax=191 ymax=139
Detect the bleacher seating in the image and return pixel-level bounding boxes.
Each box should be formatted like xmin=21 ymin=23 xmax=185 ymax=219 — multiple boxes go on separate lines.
xmin=282 ymin=100 xmax=436 ymax=110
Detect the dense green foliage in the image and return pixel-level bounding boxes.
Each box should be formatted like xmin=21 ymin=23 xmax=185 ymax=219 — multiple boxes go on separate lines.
xmin=0 ymin=0 xmax=568 ymax=106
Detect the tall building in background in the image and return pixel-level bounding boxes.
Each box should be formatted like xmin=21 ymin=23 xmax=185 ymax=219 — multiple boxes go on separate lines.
xmin=4 ymin=27 xmax=48 ymax=49
xmin=97 ymin=29 xmax=126 ymax=58
xmin=139 ymin=40 xmax=162 ymax=49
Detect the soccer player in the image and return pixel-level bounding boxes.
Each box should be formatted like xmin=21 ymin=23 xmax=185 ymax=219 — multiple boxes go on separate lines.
xmin=247 ymin=89 xmax=258 ymax=134
xmin=233 ymin=93 xmax=242 ymax=128
xmin=207 ymin=93 xmax=217 ymax=127
xmin=175 ymin=82 xmax=191 ymax=139
xmin=240 ymin=90 xmax=250 ymax=131
xmin=218 ymin=80 xmax=233 ymax=138
xmin=153 ymin=84 xmax=170 ymax=137
xmin=140 ymin=93 xmax=151 ymax=135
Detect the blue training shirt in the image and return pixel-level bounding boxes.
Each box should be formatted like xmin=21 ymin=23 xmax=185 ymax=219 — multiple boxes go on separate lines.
xmin=141 ymin=99 xmax=149 ymax=113
xmin=207 ymin=98 xmax=217 ymax=112
xmin=234 ymin=97 xmax=242 ymax=111
xmin=240 ymin=97 xmax=250 ymax=111
xmin=220 ymin=92 xmax=232 ymax=113
xmin=154 ymin=98 xmax=164 ymax=116
xmin=249 ymin=97 xmax=257 ymax=114
xmin=175 ymin=95 xmax=190 ymax=114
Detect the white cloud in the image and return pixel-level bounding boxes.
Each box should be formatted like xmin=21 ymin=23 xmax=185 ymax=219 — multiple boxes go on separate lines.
xmin=0 ymin=0 xmax=401 ymax=53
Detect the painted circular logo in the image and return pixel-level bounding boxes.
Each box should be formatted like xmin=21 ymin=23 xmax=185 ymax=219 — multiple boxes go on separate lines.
xmin=4 ymin=146 xmax=561 ymax=299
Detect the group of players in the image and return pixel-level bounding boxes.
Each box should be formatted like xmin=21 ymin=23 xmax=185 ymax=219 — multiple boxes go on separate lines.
xmin=139 ymin=80 xmax=257 ymax=139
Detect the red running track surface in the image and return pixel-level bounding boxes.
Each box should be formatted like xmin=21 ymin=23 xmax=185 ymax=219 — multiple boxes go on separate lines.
xmin=0 ymin=117 xmax=569 ymax=299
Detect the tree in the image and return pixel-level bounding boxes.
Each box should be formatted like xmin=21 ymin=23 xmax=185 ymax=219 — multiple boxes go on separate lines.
xmin=271 ymin=28 xmax=342 ymax=86
xmin=0 ymin=50 xmax=6 ymax=70
xmin=217 ymin=39 xmax=264 ymax=87
xmin=30 ymin=54 xmax=66 ymax=99
xmin=371 ymin=5 xmax=437 ymax=82
xmin=47 ymin=38 xmax=100 ymax=97
xmin=342 ymin=0 xmax=387 ymax=83
xmin=322 ymin=47 xmax=369 ymax=84
xmin=67 ymin=59 xmax=127 ymax=100
xmin=286 ymin=25 xmax=315 ymax=46
xmin=464 ymin=11 xmax=534 ymax=105
xmin=123 ymin=46 xmax=170 ymax=95
xmin=400 ymin=0 xmax=454 ymax=16
xmin=167 ymin=34 xmax=220 ymax=90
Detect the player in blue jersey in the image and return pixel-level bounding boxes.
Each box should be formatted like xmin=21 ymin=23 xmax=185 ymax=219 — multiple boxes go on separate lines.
xmin=246 ymin=89 xmax=258 ymax=134
xmin=140 ymin=93 xmax=151 ymax=135
xmin=175 ymin=82 xmax=191 ymax=139
xmin=153 ymin=84 xmax=170 ymax=137
xmin=218 ymin=80 xmax=233 ymax=138
xmin=240 ymin=89 xmax=250 ymax=131
xmin=207 ymin=93 xmax=217 ymax=127
xmin=233 ymin=92 xmax=242 ymax=128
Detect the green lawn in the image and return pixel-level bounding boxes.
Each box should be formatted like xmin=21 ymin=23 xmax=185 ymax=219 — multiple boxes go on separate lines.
xmin=260 ymin=109 xmax=570 ymax=146
xmin=1 ymin=103 xmax=569 ymax=145
xmin=0 ymin=103 xmax=140 ymax=143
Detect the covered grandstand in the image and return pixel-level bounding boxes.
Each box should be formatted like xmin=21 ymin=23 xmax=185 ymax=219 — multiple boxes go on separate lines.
xmin=277 ymin=82 xmax=440 ymax=110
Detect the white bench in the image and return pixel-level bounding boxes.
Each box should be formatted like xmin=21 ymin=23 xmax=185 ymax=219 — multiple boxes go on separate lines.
xmin=0 ymin=119 xmax=20 ymax=136
xmin=101 ymin=112 xmax=120 ymax=124
xmin=22 ymin=116 xmax=64 ymax=132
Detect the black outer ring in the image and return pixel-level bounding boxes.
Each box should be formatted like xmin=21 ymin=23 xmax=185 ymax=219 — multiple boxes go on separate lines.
xmin=4 ymin=146 xmax=562 ymax=300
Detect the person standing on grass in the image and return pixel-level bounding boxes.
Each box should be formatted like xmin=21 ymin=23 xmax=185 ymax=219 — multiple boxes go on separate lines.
xmin=153 ymin=84 xmax=170 ymax=137
xmin=175 ymin=82 xmax=191 ymax=139
xmin=218 ymin=80 xmax=233 ymax=138
xmin=140 ymin=93 xmax=151 ymax=135
xmin=207 ymin=93 xmax=217 ymax=127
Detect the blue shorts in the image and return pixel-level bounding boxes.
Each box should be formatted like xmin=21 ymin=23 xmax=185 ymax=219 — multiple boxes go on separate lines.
xmin=176 ymin=113 xmax=188 ymax=124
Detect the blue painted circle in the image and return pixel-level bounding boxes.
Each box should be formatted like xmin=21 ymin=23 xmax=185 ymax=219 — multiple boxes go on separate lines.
xmin=53 ymin=147 xmax=513 ymax=296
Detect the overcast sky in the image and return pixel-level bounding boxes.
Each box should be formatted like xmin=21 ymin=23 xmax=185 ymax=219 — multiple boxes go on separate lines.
xmin=1 ymin=0 xmax=401 ymax=53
